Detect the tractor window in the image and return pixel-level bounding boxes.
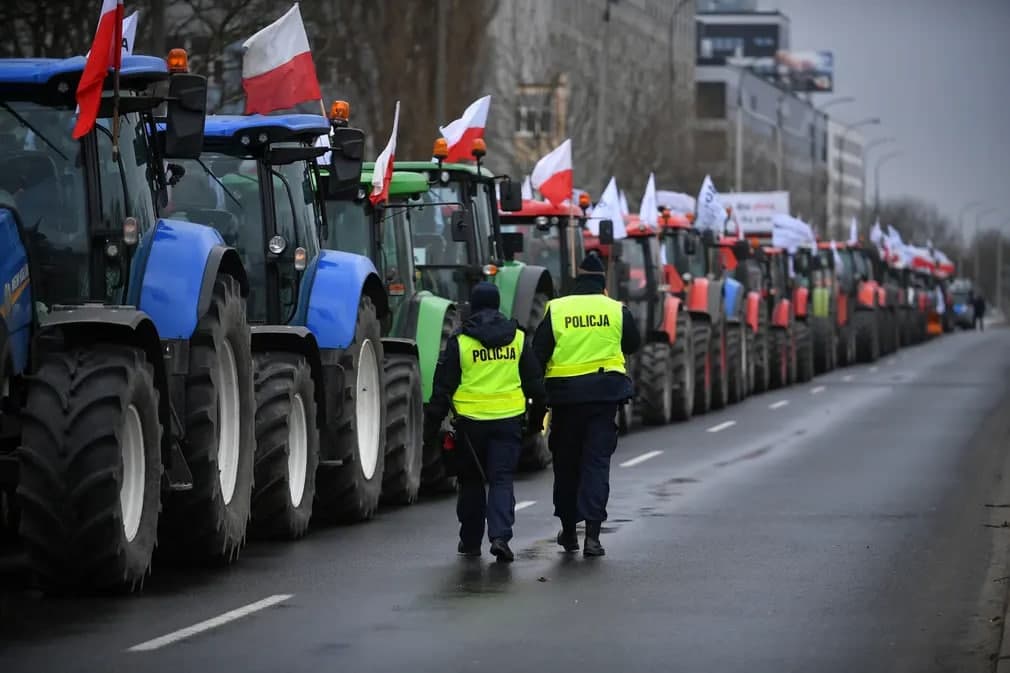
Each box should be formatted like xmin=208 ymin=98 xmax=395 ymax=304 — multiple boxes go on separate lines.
xmin=851 ymin=251 xmax=871 ymax=281
xmin=471 ymin=180 xmax=496 ymax=260
xmin=663 ymin=230 xmax=707 ymax=278
xmin=500 ymin=220 xmax=563 ymax=283
xmin=620 ymin=238 xmax=650 ymax=301
xmin=409 ymin=184 xmax=467 ymax=266
xmin=323 ymin=197 xmax=371 ymax=258
xmin=275 ymin=161 xmax=320 ymax=260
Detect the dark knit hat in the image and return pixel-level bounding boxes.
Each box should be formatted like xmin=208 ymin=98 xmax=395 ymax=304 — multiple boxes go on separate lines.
xmin=470 ymin=281 xmax=500 ymax=312
xmin=578 ymin=252 xmax=607 ymax=291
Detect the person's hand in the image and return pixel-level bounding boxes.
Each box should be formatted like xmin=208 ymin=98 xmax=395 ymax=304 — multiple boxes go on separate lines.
xmin=423 ymin=417 xmax=441 ymax=447
xmin=526 ymin=404 xmax=548 ymax=436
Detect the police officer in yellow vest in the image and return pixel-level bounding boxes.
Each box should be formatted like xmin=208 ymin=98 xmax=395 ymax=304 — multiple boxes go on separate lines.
xmin=424 ymin=282 xmax=547 ymax=562
xmin=533 ymin=253 xmax=640 ymax=556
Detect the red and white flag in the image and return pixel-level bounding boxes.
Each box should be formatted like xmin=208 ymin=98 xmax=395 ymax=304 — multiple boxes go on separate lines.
xmin=242 ymin=4 xmax=322 ymax=115
xmin=439 ymin=95 xmax=491 ymax=163
xmin=73 ymin=0 xmax=124 ymax=139
xmin=530 ymin=138 xmax=572 ymax=209
xmin=371 ymin=101 xmax=400 ymax=206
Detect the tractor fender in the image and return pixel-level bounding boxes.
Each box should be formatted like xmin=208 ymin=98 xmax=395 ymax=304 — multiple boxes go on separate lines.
xmin=664 ymin=264 xmax=684 ymax=294
xmin=857 ymin=281 xmax=878 ymax=309
xmin=0 ymin=207 xmax=32 ymax=376
xmin=398 ymin=292 xmax=455 ymax=403
xmin=792 ymin=286 xmax=810 ymax=320
xmin=772 ymin=299 xmax=792 ymax=329
xmin=723 ymin=277 xmax=743 ymax=322
xmin=137 ymin=218 xmax=249 ymax=340
xmin=295 ymin=249 xmax=387 ymax=350
xmin=492 ymin=263 xmax=522 ymax=320
xmin=507 ymin=264 xmax=554 ymax=331
xmin=250 ymin=325 xmax=326 ymax=430
xmin=687 ymin=276 xmax=710 ymax=314
xmin=745 ymin=291 xmax=761 ymax=333
xmin=658 ymin=294 xmax=682 ymax=344
xmin=876 ymin=286 xmax=887 ymax=308
xmin=381 ymin=337 xmax=419 ymax=359
xmin=837 ymin=293 xmax=849 ymax=327
xmin=38 ymin=307 xmax=172 ymax=463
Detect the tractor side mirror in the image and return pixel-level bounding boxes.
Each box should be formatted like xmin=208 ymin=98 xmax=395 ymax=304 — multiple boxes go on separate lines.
xmin=164 ymin=73 xmax=208 ymax=159
xmin=499 ymin=179 xmax=523 ymax=212
xmin=324 ymin=126 xmax=365 ymax=198
xmin=450 ymin=209 xmax=473 ymax=243
xmin=501 ymin=232 xmax=524 ymax=260
xmin=598 ymin=219 xmax=615 ymax=246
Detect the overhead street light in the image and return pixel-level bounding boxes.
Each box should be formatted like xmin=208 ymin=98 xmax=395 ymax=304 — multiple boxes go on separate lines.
xmin=819 ymin=96 xmax=856 ymax=111
xmin=836 ymin=117 xmax=881 ymax=235
xmin=862 ymin=137 xmax=896 ymax=216
xmin=873 ymin=150 xmax=902 ymax=220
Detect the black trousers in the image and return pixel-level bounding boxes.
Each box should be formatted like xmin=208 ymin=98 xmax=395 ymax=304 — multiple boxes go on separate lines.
xmin=549 ymin=402 xmax=619 ymax=525
xmin=455 ymin=417 xmax=522 ymax=545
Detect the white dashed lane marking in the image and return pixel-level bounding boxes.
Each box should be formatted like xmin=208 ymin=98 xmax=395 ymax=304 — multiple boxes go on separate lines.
xmin=842 ymin=375 xmax=853 ymax=382
xmin=620 ymin=450 xmax=663 ymax=468
xmin=769 ymin=400 xmax=789 ymax=409
xmin=811 ymin=385 xmax=826 ymax=394
xmin=515 ymin=500 xmax=536 ymax=511
xmin=707 ymin=421 xmax=737 ymax=433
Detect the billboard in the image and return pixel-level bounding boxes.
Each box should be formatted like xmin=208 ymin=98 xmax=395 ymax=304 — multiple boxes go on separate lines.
xmin=724 ymin=191 xmax=791 ymax=234
xmin=727 ymin=50 xmax=834 ymax=93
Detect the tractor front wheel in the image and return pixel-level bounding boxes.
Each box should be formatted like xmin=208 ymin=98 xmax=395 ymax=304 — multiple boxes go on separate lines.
xmin=382 ymin=353 xmax=424 ymax=504
xmin=692 ymin=320 xmax=712 ymax=415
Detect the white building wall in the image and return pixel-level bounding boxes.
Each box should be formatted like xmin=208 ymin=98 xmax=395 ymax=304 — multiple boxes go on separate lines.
xmin=827 ymin=119 xmax=865 ymax=239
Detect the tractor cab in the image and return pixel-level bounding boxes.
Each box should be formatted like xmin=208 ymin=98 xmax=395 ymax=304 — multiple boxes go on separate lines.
xmin=498 ymin=199 xmax=586 ymax=295
xmin=656 ymin=210 xmax=709 ymax=295
xmin=171 ymin=114 xmax=338 ymax=324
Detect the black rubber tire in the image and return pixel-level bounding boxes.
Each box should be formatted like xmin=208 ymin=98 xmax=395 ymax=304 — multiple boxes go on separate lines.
xmin=638 ymin=341 xmax=675 ymax=425
xmin=527 ymin=291 xmax=549 ymax=333
xmin=726 ymin=322 xmax=746 ymax=404
xmin=250 ymin=353 xmax=319 ymax=540
xmin=316 ymin=295 xmax=386 ymax=522
xmin=854 ymin=310 xmax=879 ymax=363
xmin=710 ymin=320 xmax=730 ymax=410
xmin=795 ymin=321 xmax=814 ymax=383
xmin=769 ymin=328 xmax=790 ymax=389
xmin=671 ymin=312 xmax=694 ymax=421
xmin=811 ymin=317 xmax=833 ymax=374
xmin=744 ymin=326 xmax=756 ymax=396
xmin=161 ymin=274 xmax=255 ymax=564
xmin=422 ymin=308 xmax=459 ymax=492
xmin=692 ymin=321 xmax=712 ymax=415
xmin=753 ymin=311 xmax=771 ymax=394
xmin=18 ymin=345 xmax=162 ymax=592
xmin=382 ymin=353 xmax=424 ymax=505
xmin=787 ymin=326 xmax=798 ymax=384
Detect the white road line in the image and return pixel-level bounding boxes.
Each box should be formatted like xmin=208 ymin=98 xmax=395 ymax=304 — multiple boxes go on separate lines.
xmin=620 ymin=450 xmax=663 ymax=468
xmin=869 ymin=366 xmax=878 ymax=373
xmin=811 ymin=385 xmax=826 ymax=394
xmin=707 ymin=420 xmax=737 ymax=433
xmin=769 ymin=400 xmax=789 ymax=409
xmin=127 ymin=594 xmax=293 ymax=652
xmin=842 ymin=375 xmax=853 ymax=382
xmin=515 ymin=500 xmax=536 ymax=511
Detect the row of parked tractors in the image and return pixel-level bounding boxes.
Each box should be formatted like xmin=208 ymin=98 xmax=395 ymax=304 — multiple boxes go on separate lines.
xmin=0 ymin=52 xmax=954 ymax=594
xmin=498 ymin=201 xmax=956 ymax=433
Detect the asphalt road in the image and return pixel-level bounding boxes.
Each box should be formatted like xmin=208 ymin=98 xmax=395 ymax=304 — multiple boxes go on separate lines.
xmin=3 ymin=326 xmax=1010 ymax=673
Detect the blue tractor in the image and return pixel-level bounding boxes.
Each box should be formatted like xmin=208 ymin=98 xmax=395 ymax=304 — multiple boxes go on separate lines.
xmin=167 ymin=113 xmax=414 ymax=534
xmin=0 ymin=54 xmax=256 ymax=591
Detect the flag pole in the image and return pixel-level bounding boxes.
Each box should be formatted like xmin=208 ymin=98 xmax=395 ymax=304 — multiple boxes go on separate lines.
xmin=111 ymin=12 xmax=124 ymax=159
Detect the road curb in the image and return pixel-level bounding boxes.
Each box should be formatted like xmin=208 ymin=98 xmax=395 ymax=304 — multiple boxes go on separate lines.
xmin=990 ymin=385 xmax=1010 ymax=672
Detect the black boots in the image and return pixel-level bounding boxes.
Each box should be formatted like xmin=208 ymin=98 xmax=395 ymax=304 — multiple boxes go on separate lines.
xmin=557 ymin=524 xmax=579 ymax=552
xmin=490 ymin=538 xmax=514 ymax=563
xmin=583 ymin=521 xmax=605 ymax=557
xmin=458 ymin=540 xmax=481 ymax=557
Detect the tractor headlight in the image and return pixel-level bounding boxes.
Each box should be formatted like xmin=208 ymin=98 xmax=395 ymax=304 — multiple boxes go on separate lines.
xmin=268 ymin=235 xmax=287 ymax=255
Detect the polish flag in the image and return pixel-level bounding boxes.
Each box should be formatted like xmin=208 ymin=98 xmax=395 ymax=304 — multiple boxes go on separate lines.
xmin=73 ymin=0 xmax=124 ymax=139
xmin=530 ymin=138 xmax=572 ymax=209
xmin=371 ymin=101 xmax=400 ymax=206
xmin=439 ymin=95 xmax=491 ymax=163
xmin=242 ymin=4 xmax=322 ymax=115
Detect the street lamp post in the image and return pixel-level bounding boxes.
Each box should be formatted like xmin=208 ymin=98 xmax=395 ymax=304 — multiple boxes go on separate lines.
xmin=819 ymin=96 xmax=856 ymax=112
xmin=975 ymin=207 xmax=999 ymax=281
xmin=957 ymin=201 xmax=985 ymax=270
xmin=862 ymin=136 xmax=896 ymax=220
xmin=872 ymin=150 xmax=902 ymax=221
xmin=836 ymin=117 xmax=880 ymax=238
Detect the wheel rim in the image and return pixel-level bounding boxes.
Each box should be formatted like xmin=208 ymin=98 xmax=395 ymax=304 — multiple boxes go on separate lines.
xmin=120 ymin=404 xmax=145 ymax=543
xmin=355 ymin=339 xmax=381 ymax=481
xmin=287 ymin=393 xmax=308 ymax=508
xmin=217 ymin=338 xmax=241 ymax=505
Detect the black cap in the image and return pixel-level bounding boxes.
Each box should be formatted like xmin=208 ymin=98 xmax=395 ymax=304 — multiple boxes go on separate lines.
xmin=578 ymin=252 xmax=607 ymax=292
xmin=470 ymin=281 xmax=500 ymax=312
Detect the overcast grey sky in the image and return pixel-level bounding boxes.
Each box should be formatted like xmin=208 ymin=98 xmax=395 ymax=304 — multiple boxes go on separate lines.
xmin=760 ymin=0 xmax=1010 ymax=233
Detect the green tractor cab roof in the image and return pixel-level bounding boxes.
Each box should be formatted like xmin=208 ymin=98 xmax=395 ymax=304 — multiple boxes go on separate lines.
xmin=359 ymin=170 xmax=428 ymax=198
xmin=363 ymin=161 xmax=494 ymax=179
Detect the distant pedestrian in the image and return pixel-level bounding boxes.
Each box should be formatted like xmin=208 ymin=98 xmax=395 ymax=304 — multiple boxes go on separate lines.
xmin=973 ymin=294 xmax=987 ymax=331
xmin=424 ymin=282 xmax=547 ymax=563
xmin=533 ymin=253 xmax=640 ymax=557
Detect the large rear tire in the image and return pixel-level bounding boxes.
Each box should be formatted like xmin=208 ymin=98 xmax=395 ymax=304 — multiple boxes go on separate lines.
xmin=854 ymin=311 xmax=879 ymax=363
xmin=795 ymin=321 xmax=814 ymax=383
xmin=752 ymin=311 xmax=771 ymax=394
xmin=382 ymin=353 xmax=424 ymax=505
xmin=161 ymin=274 xmax=255 ymax=564
xmin=811 ymin=317 xmax=833 ymax=374
xmin=692 ymin=321 xmax=712 ymax=415
xmin=769 ymin=328 xmax=789 ymax=389
xmin=19 ymin=345 xmax=162 ymax=592
xmin=670 ymin=312 xmax=694 ymax=421
xmin=638 ymin=342 xmax=674 ymax=425
xmin=710 ymin=320 xmax=729 ymax=410
xmin=250 ymin=353 xmax=319 ymax=540
xmin=316 ymin=296 xmax=386 ymax=522
xmin=527 ymin=291 xmax=549 ymax=333
xmin=727 ymin=322 xmax=746 ymax=404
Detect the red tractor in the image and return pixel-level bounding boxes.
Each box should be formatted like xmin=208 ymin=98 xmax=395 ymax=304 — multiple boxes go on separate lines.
xmin=721 ymin=239 xmax=771 ymax=394
xmin=845 ymin=243 xmax=885 ymax=362
xmin=759 ymin=246 xmax=804 ymax=387
xmin=498 ymin=199 xmax=587 ymax=296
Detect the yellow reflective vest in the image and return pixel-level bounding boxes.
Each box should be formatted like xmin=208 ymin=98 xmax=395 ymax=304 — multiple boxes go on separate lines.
xmin=545 ymin=294 xmax=625 ymax=379
xmin=452 ymin=329 xmax=527 ymax=420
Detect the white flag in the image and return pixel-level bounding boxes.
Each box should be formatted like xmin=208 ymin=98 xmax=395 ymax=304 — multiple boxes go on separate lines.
xmin=694 ymin=175 xmax=726 ymax=234
xmin=122 ymin=10 xmax=139 ymax=55
xmin=869 ymin=218 xmax=884 ymax=246
xmin=639 ymin=173 xmax=658 ymax=227
xmin=521 ymin=175 xmax=533 ymax=200
xmin=771 ymin=213 xmax=816 ymax=252
xmin=848 ymin=216 xmax=859 ymax=244
xmin=619 ymin=190 xmax=630 ymax=216
xmin=590 ymin=177 xmax=625 ymax=239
